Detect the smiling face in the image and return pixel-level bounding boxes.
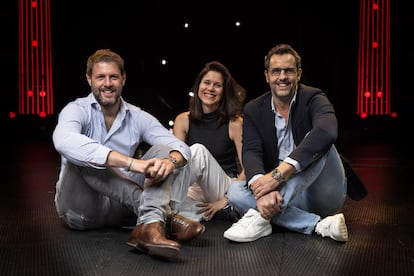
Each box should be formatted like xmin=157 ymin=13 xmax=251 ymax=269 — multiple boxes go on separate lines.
xmin=265 ymin=53 xmax=302 ymax=100
xmin=197 ymin=70 xmax=224 ymax=113
xmin=86 ymin=61 xmax=126 ymax=108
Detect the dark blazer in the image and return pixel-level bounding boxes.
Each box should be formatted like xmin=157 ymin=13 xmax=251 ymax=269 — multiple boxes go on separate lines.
xmin=242 ymin=84 xmax=367 ymax=201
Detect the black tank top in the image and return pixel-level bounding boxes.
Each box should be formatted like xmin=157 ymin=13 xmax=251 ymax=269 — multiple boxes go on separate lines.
xmin=186 ymin=111 xmax=239 ymax=177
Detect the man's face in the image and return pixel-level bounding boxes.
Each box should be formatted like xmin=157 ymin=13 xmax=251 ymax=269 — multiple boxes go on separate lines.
xmin=87 ymin=61 xmax=126 ymax=107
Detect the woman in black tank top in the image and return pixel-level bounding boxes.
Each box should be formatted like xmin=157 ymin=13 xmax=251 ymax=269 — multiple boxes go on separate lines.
xmin=173 ymin=61 xmax=246 ymax=221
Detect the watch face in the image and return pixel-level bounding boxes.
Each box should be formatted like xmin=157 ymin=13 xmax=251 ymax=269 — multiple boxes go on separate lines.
xmin=272 ymin=169 xmax=279 ymax=179
xmin=272 ymin=168 xmax=284 ymax=182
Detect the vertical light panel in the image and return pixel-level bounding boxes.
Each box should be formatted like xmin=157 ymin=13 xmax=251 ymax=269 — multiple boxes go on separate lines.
xmin=18 ymin=0 xmax=53 ymax=117
xmin=357 ymin=0 xmax=393 ymax=118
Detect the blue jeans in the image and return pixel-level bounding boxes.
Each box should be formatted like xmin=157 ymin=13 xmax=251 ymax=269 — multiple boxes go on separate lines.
xmin=227 ymin=145 xmax=347 ymax=235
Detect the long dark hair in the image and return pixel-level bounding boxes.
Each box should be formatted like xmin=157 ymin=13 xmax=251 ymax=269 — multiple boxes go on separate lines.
xmin=188 ymin=61 xmax=246 ymax=126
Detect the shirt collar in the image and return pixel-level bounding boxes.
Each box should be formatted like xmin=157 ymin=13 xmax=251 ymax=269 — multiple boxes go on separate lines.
xmin=87 ymin=92 xmax=129 ymax=115
xmin=271 ymin=92 xmax=297 ymax=114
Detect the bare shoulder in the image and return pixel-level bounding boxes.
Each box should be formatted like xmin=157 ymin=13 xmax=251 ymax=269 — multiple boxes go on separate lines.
xmin=173 ymin=111 xmax=190 ymax=139
xmin=229 ymin=116 xmax=243 ymax=139
xmin=229 ymin=116 xmax=243 ymax=128
xmin=175 ymin=111 xmax=190 ymax=123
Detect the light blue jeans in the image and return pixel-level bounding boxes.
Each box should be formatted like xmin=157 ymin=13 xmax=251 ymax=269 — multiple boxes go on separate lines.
xmin=227 ymin=145 xmax=347 ymax=235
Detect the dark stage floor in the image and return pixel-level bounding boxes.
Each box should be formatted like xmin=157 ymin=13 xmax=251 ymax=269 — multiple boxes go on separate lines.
xmin=1 ymin=120 xmax=413 ymax=276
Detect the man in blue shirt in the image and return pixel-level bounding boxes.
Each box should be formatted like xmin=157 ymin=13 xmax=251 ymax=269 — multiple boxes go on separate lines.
xmin=52 ymin=49 xmax=205 ymax=260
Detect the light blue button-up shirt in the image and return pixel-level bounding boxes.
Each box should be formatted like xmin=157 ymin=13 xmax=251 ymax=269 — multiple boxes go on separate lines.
xmin=248 ymin=95 xmax=300 ymax=186
xmin=53 ymin=93 xmax=191 ymax=173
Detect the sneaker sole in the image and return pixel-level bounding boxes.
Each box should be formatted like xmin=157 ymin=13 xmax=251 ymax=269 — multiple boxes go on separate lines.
xmin=333 ymin=214 xmax=348 ymax=242
xmin=223 ymin=227 xmax=272 ymax=242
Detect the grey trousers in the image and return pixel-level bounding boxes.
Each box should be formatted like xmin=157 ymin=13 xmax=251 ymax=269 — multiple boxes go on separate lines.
xmin=55 ymin=144 xmax=174 ymax=230
xmin=54 ymin=143 xmax=233 ymax=230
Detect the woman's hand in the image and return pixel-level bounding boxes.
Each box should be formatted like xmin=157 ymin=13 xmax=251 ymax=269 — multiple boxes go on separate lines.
xmin=196 ymin=197 xmax=228 ymax=221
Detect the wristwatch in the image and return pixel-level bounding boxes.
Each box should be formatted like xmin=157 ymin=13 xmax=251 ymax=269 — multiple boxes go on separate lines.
xmin=166 ymin=154 xmax=178 ymax=169
xmin=271 ymin=168 xmax=285 ymax=183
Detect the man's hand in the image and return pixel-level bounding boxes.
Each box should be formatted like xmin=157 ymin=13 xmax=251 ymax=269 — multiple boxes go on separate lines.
xmin=140 ymin=158 xmax=175 ymax=185
xmin=256 ymin=191 xmax=283 ymax=220
xmin=250 ymin=174 xmax=279 ymax=199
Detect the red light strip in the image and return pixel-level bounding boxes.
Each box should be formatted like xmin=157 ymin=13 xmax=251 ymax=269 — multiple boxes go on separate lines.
xmin=18 ymin=0 xmax=53 ymax=117
xmin=357 ymin=0 xmax=392 ymax=118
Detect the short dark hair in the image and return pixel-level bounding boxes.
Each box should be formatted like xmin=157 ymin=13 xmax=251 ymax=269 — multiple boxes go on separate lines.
xmin=264 ymin=44 xmax=302 ymax=70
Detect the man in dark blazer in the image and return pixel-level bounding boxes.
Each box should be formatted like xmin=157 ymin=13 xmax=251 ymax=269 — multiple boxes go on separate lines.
xmin=224 ymin=44 xmax=365 ymax=243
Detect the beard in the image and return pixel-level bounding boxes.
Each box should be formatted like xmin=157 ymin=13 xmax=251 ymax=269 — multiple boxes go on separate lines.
xmin=93 ymin=89 xmax=120 ymax=107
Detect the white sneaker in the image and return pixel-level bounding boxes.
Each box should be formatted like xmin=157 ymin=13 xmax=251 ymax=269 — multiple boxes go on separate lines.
xmin=315 ymin=213 xmax=348 ymax=242
xmin=223 ymin=208 xmax=272 ymax=242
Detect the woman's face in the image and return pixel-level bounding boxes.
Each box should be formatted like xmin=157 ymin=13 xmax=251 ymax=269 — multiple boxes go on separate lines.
xmin=197 ymin=70 xmax=224 ymax=112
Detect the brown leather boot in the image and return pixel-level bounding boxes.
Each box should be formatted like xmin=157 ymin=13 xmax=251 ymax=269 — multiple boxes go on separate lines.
xmin=167 ymin=213 xmax=206 ymax=242
xmin=126 ymin=222 xmax=180 ymax=259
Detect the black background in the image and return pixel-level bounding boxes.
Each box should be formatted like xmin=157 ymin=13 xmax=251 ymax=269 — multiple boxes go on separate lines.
xmin=1 ymin=1 xmax=412 ymax=131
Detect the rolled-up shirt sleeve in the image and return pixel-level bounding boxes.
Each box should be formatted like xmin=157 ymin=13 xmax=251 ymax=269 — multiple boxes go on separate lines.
xmin=52 ymin=100 xmax=112 ymax=167
xmin=53 ymin=93 xmax=191 ymax=168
